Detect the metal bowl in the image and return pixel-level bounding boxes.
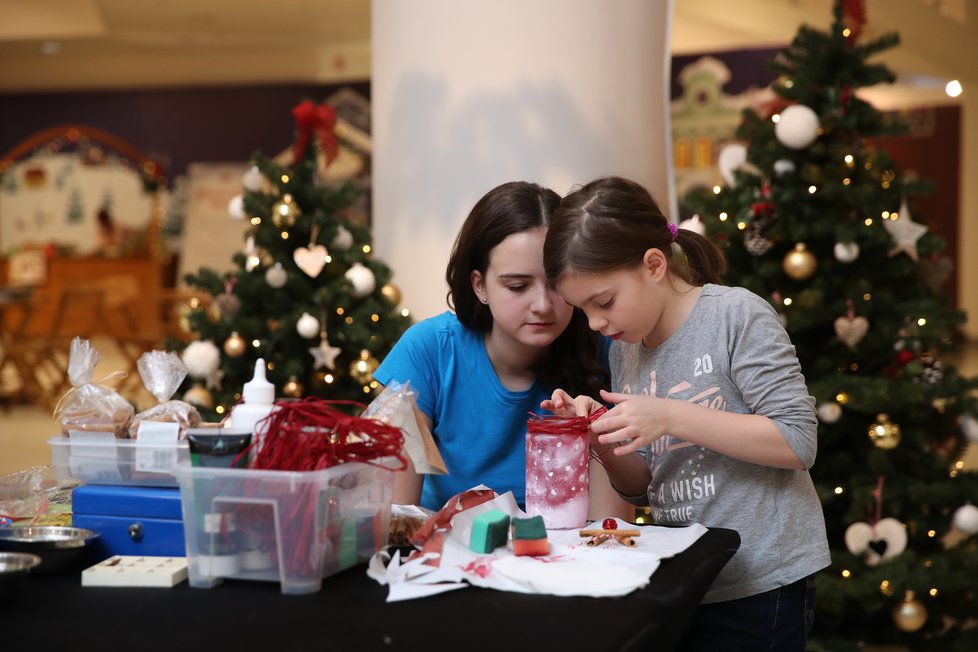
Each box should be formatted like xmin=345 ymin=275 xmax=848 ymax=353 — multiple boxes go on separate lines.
xmin=0 ymin=551 xmax=42 ymax=602
xmin=0 ymin=526 xmax=100 ymax=574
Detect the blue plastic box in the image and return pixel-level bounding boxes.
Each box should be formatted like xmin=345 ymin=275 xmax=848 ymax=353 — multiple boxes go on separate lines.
xmin=72 ymin=485 xmax=186 ymax=558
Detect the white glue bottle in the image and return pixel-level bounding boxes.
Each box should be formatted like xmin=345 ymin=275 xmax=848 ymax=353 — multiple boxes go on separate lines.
xmin=228 ymin=358 xmax=275 ymax=442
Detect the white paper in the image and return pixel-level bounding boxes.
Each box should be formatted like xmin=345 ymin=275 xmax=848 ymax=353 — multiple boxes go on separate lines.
xmin=369 ymin=514 xmax=708 ymax=602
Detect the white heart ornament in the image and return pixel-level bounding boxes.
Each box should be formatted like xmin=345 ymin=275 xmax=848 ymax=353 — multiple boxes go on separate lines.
xmin=844 ymin=518 xmax=907 ymax=566
xmin=293 ymin=245 xmax=329 ymax=278
xmin=834 ymin=315 xmax=869 ymax=349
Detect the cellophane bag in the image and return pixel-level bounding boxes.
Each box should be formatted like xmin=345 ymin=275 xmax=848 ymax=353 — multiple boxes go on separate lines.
xmin=58 ymin=337 xmax=134 ymax=438
xmin=129 ymin=350 xmax=201 ymax=439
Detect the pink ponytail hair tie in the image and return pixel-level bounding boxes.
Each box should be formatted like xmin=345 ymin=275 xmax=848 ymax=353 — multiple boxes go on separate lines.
xmin=667 ymin=223 xmax=679 ymax=242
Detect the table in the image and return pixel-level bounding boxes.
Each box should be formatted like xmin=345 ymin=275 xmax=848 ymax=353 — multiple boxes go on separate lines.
xmin=0 ymin=527 xmax=739 ymax=651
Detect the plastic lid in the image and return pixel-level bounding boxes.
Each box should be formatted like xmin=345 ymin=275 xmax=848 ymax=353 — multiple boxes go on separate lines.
xmin=241 ymin=358 xmax=274 ymax=404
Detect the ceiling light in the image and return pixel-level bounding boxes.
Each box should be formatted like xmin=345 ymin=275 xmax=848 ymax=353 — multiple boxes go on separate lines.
xmin=946 ymin=80 xmax=963 ymax=98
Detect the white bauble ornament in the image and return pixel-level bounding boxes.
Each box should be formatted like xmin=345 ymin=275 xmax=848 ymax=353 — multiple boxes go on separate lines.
xmin=717 ymin=143 xmax=748 ymax=186
xmin=332 ymin=226 xmax=354 ymax=251
xmin=265 ymin=263 xmax=288 ymax=289
xmin=182 ymin=340 xmax=221 ymax=379
xmin=775 ymin=105 xmax=820 ymax=150
xmin=844 ymin=518 xmax=907 ymax=566
xmin=296 ymin=312 xmax=320 ymax=339
xmin=817 ymin=402 xmax=842 ymax=424
xmin=678 ymin=215 xmax=706 ymax=236
xmin=242 ymin=165 xmax=264 ymax=192
xmin=962 ymin=414 xmax=978 ymax=444
xmin=952 ymin=504 xmax=978 ymax=535
xmin=833 ymin=241 xmax=860 ymax=263
xmin=345 ymin=262 xmax=376 ymax=298
xmin=773 ymin=159 xmax=796 ymax=176
xmin=227 ymin=194 xmax=246 ymax=220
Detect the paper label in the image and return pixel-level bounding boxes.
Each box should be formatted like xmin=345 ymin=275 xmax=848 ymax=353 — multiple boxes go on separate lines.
xmin=134 ymin=422 xmax=181 ymax=473
xmin=67 ymin=431 xmax=123 ymax=481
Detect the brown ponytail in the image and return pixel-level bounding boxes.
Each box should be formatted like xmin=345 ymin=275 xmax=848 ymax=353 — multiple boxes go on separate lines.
xmin=544 ymin=176 xmax=725 ymax=285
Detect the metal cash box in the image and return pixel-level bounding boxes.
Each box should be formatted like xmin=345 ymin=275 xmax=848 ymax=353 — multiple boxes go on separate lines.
xmin=71 ymin=485 xmax=185 ymax=558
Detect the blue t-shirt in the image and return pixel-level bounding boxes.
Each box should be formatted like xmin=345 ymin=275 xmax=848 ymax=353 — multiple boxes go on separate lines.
xmin=374 ymin=311 xmax=551 ymax=510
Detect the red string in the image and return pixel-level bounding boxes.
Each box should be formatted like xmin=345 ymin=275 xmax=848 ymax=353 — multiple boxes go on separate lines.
xmin=246 ymin=398 xmax=407 ymax=472
xmin=527 ymin=407 xmax=612 ymax=470
xmin=870 ymin=475 xmax=885 ymax=529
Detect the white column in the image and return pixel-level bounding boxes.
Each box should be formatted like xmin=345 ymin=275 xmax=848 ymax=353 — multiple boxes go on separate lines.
xmin=372 ymin=0 xmax=674 ymax=320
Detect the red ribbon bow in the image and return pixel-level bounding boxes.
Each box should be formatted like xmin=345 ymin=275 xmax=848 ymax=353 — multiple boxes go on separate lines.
xmin=291 ymin=100 xmax=339 ymax=165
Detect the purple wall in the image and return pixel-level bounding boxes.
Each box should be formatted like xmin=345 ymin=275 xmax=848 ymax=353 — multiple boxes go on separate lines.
xmin=0 ymin=82 xmax=369 ymax=180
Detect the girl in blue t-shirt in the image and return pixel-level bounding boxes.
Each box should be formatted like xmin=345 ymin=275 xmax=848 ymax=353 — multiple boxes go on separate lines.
xmin=375 ymin=181 xmax=632 ymax=519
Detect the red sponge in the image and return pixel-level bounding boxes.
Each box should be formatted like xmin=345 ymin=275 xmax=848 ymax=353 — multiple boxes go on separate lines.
xmin=511 ymin=515 xmax=549 ymax=556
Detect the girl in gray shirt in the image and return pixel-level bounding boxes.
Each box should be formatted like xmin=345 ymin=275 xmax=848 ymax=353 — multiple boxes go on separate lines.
xmin=542 ymin=176 xmax=830 ymax=652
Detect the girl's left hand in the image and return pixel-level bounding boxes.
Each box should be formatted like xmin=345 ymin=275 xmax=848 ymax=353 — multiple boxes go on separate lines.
xmin=591 ymin=389 xmax=671 ymax=454
xmin=540 ymin=388 xmax=601 ymax=417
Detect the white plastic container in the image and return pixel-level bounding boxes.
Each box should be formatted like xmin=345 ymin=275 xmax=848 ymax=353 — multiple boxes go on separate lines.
xmin=49 ymin=436 xmax=189 ymax=487
xmin=174 ymin=460 xmax=394 ymax=594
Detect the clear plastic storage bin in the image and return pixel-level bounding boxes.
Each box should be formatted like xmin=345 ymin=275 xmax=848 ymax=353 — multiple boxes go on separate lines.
xmin=49 ymin=436 xmax=190 ymax=487
xmin=173 ymin=461 xmax=394 ymax=594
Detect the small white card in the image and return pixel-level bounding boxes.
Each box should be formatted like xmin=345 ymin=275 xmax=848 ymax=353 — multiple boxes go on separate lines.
xmin=82 ymin=556 xmax=188 ymax=588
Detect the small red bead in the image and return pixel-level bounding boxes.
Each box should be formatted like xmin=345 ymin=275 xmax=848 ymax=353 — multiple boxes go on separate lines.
xmin=602 ymin=518 xmax=618 ymax=530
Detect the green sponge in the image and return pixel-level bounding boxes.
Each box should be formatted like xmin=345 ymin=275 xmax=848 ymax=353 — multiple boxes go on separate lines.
xmin=511 ymin=515 xmax=547 ymax=540
xmin=468 ymin=509 xmax=511 ymax=553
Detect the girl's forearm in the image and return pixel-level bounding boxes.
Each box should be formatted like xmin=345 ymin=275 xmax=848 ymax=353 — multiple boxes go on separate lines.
xmin=666 ymin=401 xmax=805 ymax=470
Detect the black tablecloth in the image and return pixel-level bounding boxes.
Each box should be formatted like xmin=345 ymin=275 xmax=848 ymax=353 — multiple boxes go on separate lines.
xmin=0 ymin=527 xmax=739 ymax=652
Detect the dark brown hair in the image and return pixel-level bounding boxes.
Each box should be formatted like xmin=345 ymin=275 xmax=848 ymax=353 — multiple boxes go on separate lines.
xmin=543 ymin=176 xmax=725 ymax=286
xmin=446 ymin=181 xmax=608 ymax=396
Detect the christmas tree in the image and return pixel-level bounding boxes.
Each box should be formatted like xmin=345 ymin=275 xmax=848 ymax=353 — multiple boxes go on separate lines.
xmin=174 ymin=100 xmax=411 ymax=419
xmin=682 ymin=3 xmax=978 ymax=650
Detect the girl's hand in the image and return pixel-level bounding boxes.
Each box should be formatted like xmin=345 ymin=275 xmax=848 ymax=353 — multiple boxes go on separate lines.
xmin=591 ymin=389 xmax=671 ymax=455
xmin=540 ymin=389 xmax=602 ymax=418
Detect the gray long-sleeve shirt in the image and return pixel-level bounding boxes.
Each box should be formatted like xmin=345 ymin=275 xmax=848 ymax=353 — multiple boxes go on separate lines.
xmin=610 ymin=284 xmax=831 ymax=603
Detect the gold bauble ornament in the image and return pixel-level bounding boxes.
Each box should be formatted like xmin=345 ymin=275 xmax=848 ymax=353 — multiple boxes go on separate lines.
xmin=178 ymin=304 xmax=194 ymax=334
xmin=868 ymin=413 xmax=901 ymax=449
xmin=380 ymin=283 xmax=402 ymax=307
xmin=282 ymin=375 xmax=304 ymax=398
xmin=892 ymin=590 xmax=927 ymax=632
xmin=349 ymin=349 xmax=380 ymax=385
xmin=271 ymin=193 xmax=301 ymax=228
xmin=183 ymin=383 xmax=214 ymax=409
xmin=223 ymin=331 xmax=247 ymax=358
xmin=782 ymin=243 xmax=817 ymax=281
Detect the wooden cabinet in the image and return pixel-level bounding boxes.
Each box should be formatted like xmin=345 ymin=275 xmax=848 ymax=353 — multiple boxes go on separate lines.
xmin=1 ymin=255 xmax=162 ymax=338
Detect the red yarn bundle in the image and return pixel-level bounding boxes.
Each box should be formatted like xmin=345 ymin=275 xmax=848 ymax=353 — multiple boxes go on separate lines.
xmin=246 ymin=398 xmax=407 ymax=472
xmin=526 ymin=406 xmax=611 ymax=470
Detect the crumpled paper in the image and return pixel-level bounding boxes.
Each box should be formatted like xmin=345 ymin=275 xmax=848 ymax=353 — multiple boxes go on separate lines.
xmin=368 ymin=487 xmax=708 ymax=602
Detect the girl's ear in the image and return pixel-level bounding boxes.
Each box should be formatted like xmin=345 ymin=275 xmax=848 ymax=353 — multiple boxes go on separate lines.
xmin=643 ymin=248 xmax=669 ymax=280
xmin=471 ymin=269 xmax=488 ymax=304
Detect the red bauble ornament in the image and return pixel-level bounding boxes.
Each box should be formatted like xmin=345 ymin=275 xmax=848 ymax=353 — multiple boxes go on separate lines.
xmin=896 ymin=349 xmax=914 ymax=365
xmin=602 ymin=518 xmax=618 ymax=530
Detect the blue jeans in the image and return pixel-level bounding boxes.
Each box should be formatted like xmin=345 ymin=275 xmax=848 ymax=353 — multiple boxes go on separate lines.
xmin=676 ymin=575 xmax=816 ymax=652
